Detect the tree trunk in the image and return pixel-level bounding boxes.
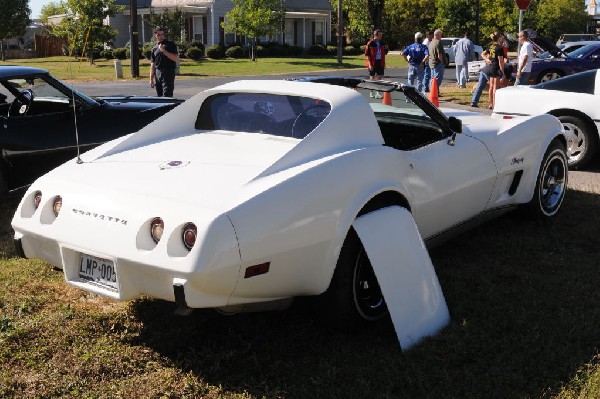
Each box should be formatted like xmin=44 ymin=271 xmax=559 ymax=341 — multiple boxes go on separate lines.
xmin=0 ymin=40 xmax=5 ymax=62
xmin=251 ymin=37 xmax=257 ymax=61
xmin=368 ymin=0 xmax=384 ymax=31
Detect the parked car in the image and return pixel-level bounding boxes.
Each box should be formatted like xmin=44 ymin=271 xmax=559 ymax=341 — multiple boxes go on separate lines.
xmin=0 ymin=66 xmax=183 ymax=195
xmin=12 ymin=79 xmax=567 ymax=349
xmin=493 ymin=69 xmax=600 ymax=168
xmin=441 ymin=37 xmax=484 ymax=66
xmin=556 ymin=33 xmax=600 ymax=45
xmin=469 ymin=40 xmax=600 ymax=84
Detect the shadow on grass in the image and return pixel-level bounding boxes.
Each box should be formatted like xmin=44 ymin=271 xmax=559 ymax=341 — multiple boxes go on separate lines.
xmin=129 ymin=189 xmax=600 ymax=398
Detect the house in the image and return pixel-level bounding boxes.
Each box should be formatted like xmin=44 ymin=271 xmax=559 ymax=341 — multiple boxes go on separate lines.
xmin=107 ymin=0 xmax=333 ymax=48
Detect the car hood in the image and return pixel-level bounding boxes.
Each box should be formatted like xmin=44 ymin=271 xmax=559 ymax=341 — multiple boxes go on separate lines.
xmin=38 ymin=131 xmax=300 ymax=212
xmin=530 ymin=35 xmax=564 ymax=58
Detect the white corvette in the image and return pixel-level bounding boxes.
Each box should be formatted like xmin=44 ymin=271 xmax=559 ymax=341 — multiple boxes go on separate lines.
xmin=493 ymin=69 xmax=600 ymax=168
xmin=11 ymin=79 xmax=567 ymax=349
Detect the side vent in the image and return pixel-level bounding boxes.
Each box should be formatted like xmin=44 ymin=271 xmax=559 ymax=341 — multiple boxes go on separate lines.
xmin=508 ymin=170 xmax=524 ymax=196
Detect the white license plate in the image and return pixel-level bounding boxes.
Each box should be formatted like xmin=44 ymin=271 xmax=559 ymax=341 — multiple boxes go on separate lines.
xmin=79 ymin=254 xmax=118 ymax=292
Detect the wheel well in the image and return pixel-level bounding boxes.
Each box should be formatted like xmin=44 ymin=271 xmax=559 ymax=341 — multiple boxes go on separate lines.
xmin=549 ymin=109 xmax=598 ymax=135
xmin=356 ymin=191 xmax=410 ymax=217
xmin=536 ymin=69 xmax=564 ymax=83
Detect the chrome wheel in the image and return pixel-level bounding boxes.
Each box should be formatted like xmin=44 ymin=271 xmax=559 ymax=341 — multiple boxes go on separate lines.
xmin=352 ymin=248 xmax=387 ymax=320
xmin=538 ymin=71 xmax=563 ymax=83
xmin=538 ymin=148 xmax=567 ymax=216
xmin=562 ymin=121 xmax=586 ymax=165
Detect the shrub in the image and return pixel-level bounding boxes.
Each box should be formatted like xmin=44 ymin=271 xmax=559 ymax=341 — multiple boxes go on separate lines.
xmin=307 ymin=44 xmax=327 ymax=56
xmin=205 ymin=44 xmax=225 ymax=59
xmin=99 ymin=49 xmax=114 ymax=59
xmin=189 ymin=41 xmax=205 ymax=55
xmin=344 ymin=46 xmax=361 ymax=55
xmin=185 ymin=46 xmax=203 ymax=60
xmin=326 ymin=45 xmax=337 ymax=55
xmin=288 ymin=45 xmax=304 ymax=56
xmin=112 ymin=47 xmax=128 ymax=60
xmin=225 ymin=45 xmax=244 ymax=58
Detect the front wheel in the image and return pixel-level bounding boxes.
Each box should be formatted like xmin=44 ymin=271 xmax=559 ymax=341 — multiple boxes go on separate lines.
xmin=537 ymin=70 xmax=564 ymax=84
xmin=558 ymin=115 xmax=598 ymax=168
xmin=522 ymin=140 xmax=568 ymax=218
xmin=314 ymin=228 xmax=387 ymax=329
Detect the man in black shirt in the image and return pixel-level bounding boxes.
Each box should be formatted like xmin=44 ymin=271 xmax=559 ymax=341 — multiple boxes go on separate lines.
xmin=149 ymin=26 xmax=179 ymax=97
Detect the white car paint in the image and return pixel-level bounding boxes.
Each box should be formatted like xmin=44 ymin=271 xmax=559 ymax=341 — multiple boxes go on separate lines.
xmin=441 ymin=37 xmax=484 ymax=65
xmin=492 ymin=69 xmax=600 ymax=167
xmin=12 ymin=79 xmax=567 ymax=348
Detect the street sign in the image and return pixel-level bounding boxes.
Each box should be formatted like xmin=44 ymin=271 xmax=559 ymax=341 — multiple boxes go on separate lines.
xmin=515 ymin=0 xmax=531 ymax=10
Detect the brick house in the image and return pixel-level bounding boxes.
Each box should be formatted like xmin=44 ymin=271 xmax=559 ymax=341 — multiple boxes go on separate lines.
xmin=107 ymin=0 xmax=333 ymax=48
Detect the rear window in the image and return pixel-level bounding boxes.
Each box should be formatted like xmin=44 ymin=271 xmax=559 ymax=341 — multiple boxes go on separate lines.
xmin=195 ymin=93 xmax=331 ymax=139
xmin=533 ymin=70 xmax=596 ymax=94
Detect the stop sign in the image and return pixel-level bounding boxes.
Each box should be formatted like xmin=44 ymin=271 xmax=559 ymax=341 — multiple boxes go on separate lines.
xmin=515 ymin=0 xmax=531 ymax=10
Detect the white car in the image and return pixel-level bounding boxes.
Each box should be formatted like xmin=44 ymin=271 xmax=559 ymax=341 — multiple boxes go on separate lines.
xmin=441 ymin=37 xmax=484 ymax=67
xmin=11 ymin=79 xmax=567 ymax=349
xmin=493 ymin=69 xmax=600 ymax=168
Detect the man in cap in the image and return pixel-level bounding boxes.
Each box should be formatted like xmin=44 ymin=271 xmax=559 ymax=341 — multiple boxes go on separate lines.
xmin=402 ymin=32 xmax=430 ymax=93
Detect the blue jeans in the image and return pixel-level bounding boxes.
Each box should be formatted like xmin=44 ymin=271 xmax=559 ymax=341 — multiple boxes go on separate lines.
xmin=424 ymin=64 xmax=431 ymax=92
xmin=471 ymin=71 xmax=490 ymax=105
xmin=456 ymin=62 xmax=468 ymax=87
xmin=408 ymin=64 xmax=425 ymax=92
xmin=432 ymin=63 xmax=445 ymax=88
xmin=515 ymin=71 xmax=531 ymax=85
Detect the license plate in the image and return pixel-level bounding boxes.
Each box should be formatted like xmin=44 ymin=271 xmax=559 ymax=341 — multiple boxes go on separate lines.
xmin=79 ymin=254 xmax=118 ymax=292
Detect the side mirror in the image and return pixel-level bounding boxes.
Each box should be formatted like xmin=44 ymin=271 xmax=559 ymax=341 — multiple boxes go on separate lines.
xmin=448 ymin=116 xmax=462 ymax=133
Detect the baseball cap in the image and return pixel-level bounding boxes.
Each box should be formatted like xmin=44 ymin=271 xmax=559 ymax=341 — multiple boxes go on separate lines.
xmin=415 ymin=32 xmax=423 ymax=39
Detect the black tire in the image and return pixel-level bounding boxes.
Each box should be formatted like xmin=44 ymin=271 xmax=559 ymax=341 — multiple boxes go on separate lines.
xmin=557 ymin=115 xmax=598 ymax=169
xmin=314 ymin=228 xmax=387 ymax=329
xmin=536 ymin=70 xmax=564 ymax=84
xmin=522 ymin=140 xmax=567 ymax=218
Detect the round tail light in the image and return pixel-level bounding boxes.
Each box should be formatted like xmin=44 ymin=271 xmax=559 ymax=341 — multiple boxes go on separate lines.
xmin=182 ymin=223 xmax=197 ymax=251
xmin=52 ymin=196 xmax=62 ymax=216
xmin=150 ymin=217 xmax=164 ymax=244
xmin=33 ymin=191 xmax=42 ymax=209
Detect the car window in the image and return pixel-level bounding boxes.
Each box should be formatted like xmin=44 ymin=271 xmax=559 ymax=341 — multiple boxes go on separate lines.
xmin=3 ymin=77 xmax=70 ymax=102
xmin=568 ymin=44 xmax=599 ymax=59
xmin=195 ymin=93 xmax=331 ymax=139
xmin=533 ymin=70 xmax=596 ymax=94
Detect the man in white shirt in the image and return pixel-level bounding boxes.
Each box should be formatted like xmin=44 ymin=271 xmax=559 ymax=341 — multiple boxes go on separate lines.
xmin=515 ymin=30 xmax=533 ymax=85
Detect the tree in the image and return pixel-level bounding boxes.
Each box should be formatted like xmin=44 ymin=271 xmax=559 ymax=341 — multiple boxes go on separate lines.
xmin=40 ymin=1 xmax=68 ymax=24
xmin=222 ymin=0 xmax=285 ymax=61
xmin=146 ymin=7 xmax=185 ymax=44
xmin=52 ymin=0 xmax=123 ymax=64
xmin=532 ymin=0 xmax=590 ymax=41
xmin=385 ymin=0 xmax=436 ymax=49
xmin=0 ymin=0 xmax=30 ymax=61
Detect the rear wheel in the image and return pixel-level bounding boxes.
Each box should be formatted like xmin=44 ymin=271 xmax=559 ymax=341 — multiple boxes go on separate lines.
xmin=522 ymin=140 xmax=567 ymax=218
xmin=558 ymin=115 xmax=598 ymax=168
xmin=314 ymin=228 xmax=387 ymax=329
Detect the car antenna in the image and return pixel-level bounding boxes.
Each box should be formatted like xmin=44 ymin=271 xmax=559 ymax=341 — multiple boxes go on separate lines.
xmin=72 ymin=89 xmax=83 ymax=164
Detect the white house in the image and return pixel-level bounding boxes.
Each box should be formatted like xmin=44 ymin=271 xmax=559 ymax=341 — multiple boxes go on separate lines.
xmin=107 ymin=0 xmax=333 ymax=48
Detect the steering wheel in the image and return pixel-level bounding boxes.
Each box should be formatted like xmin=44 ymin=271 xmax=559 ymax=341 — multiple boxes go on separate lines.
xmin=8 ymin=89 xmax=35 ymax=118
xmin=291 ymin=104 xmax=330 ymax=138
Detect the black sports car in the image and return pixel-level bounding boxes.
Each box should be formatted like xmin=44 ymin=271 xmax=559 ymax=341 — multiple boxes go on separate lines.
xmin=0 ymin=66 xmax=183 ymax=195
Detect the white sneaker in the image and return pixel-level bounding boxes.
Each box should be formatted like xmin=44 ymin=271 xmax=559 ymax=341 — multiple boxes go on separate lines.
xmin=370 ymin=90 xmax=375 ymax=98
xmin=375 ymin=92 xmax=383 ymax=99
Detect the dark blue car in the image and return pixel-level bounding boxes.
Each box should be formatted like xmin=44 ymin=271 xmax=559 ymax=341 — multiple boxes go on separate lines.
xmin=528 ymin=42 xmax=600 ymax=84
xmin=0 ymin=66 xmax=183 ymax=196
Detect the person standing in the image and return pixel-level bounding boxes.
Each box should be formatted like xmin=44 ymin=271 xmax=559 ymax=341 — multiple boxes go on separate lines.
xmin=454 ymin=31 xmax=475 ymax=88
xmin=365 ymin=29 xmax=387 ymax=98
xmin=402 ymin=32 xmax=429 ymax=93
xmin=149 ymin=26 xmax=179 ymax=97
xmin=428 ymin=29 xmax=446 ymax=92
xmin=422 ymin=31 xmax=434 ymax=93
xmin=470 ymin=50 xmax=491 ymax=107
xmin=487 ymin=33 xmax=507 ymax=109
xmin=515 ymin=30 xmax=533 ymax=85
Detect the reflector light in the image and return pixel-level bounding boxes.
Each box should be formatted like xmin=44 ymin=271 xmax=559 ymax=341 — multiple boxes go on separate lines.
xmin=503 ymin=115 xmax=513 ymax=119
xmin=182 ymin=223 xmax=197 ymax=250
xmin=52 ymin=196 xmax=62 ymax=216
xmin=244 ymin=262 xmax=270 ymax=278
xmin=150 ymin=217 xmax=164 ymax=243
xmin=33 ymin=191 xmax=42 ymax=209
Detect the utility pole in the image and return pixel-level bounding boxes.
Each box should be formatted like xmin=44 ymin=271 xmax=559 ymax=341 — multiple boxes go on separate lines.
xmin=130 ymin=0 xmax=140 ymax=78
xmin=337 ymin=0 xmax=343 ymax=66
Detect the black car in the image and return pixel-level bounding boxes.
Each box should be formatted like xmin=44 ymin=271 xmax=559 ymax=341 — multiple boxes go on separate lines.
xmin=0 ymin=66 xmax=183 ymax=195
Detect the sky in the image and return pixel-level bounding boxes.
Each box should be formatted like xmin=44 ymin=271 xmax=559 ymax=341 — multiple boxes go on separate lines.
xmin=29 ymin=0 xmax=47 ymax=19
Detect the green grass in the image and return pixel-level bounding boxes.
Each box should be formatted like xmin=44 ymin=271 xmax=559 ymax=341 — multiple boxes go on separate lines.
xmin=0 ymin=54 xmax=406 ymax=82
xmin=1 ymin=177 xmax=599 ymax=397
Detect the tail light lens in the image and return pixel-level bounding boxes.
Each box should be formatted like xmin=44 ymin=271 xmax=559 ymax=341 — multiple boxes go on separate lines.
xmin=150 ymin=217 xmax=164 ymax=244
xmin=52 ymin=196 xmax=62 ymax=216
xmin=182 ymin=223 xmax=197 ymax=250
xmin=503 ymin=115 xmax=513 ymax=119
xmin=33 ymin=191 xmax=42 ymax=209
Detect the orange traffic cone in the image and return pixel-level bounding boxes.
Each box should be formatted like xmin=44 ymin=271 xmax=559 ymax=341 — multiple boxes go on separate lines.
xmin=382 ymin=91 xmax=392 ymax=105
xmin=429 ymin=77 xmax=439 ymax=107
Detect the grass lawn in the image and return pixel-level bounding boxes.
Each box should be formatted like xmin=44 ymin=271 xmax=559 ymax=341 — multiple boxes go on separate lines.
xmin=0 ymin=54 xmax=598 ymax=398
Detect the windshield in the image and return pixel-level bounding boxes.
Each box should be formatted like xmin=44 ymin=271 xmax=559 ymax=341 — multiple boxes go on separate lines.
xmin=441 ymin=39 xmax=454 ymax=47
xmin=568 ymin=44 xmax=600 ymax=59
xmin=195 ymin=93 xmax=331 ymax=139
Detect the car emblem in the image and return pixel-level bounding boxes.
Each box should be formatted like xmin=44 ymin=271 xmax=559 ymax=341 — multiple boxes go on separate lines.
xmin=159 ymin=160 xmax=190 ymax=170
